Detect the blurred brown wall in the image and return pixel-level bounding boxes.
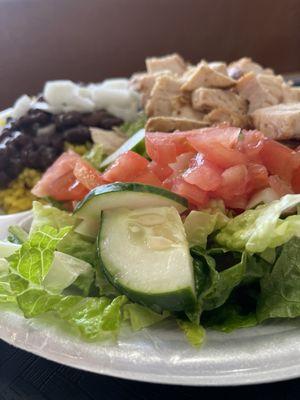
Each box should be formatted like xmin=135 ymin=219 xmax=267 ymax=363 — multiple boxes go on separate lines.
xmin=0 ymin=0 xmax=299 ymax=109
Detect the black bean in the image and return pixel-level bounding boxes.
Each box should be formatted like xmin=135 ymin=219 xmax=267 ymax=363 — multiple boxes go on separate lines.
xmin=54 ymin=112 xmax=82 ymax=130
xmin=82 ymin=110 xmax=123 ymax=128
xmin=51 ymin=135 xmax=64 ymax=151
xmin=0 ymin=147 xmax=8 ymax=169
xmin=38 ymin=146 xmax=58 ymax=170
xmin=7 ymin=158 xmax=23 ymax=179
xmin=17 ymin=110 xmax=52 ymax=129
xmin=63 ymin=125 xmax=91 ymax=143
xmin=10 ymin=131 xmax=30 ymax=148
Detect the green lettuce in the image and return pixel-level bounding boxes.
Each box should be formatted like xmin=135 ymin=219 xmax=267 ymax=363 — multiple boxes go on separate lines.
xmin=191 ymin=247 xmax=246 ymax=311
xmin=120 ymin=113 xmax=146 ymax=137
xmin=124 ymin=303 xmax=169 ymax=331
xmin=257 ymin=237 xmax=300 ymax=321
xmin=30 ymin=201 xmax=97 ymax=266
xmin=30 ymin=201 xmax=76 ymax=234
xmin=17 ymin=289 xmax=127 ymax=339
xmin=216 ymin=194 xmax=300 ymax=253
xmin=8 ymin=226 xmax=71 ymax=285
xmin=177 ymin=320 xmax=205 ymax=347
xmin=83 ymin=144 xmax=104 ymax=170
xmin=184 ymin=208 xmax=228 ymax=248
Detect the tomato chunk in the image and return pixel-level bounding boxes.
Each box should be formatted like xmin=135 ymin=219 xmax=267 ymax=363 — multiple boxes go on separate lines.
xmin=103 ymin=151 xmax=149 ymax=182
xmin=183 ymin=153 xmax=222 ymax=191
xmin=260 ymin=139 xmax=300 ymax=182
xmin=148 ymin=161 xmax=173 ymax=181
xmin=73 ymin=160 xmax=106 ymax=190
xmin=32 ymin=151 xmax=88 ymax=201
xmin=171 ymin=177 xmax=209 ymax=207
xmin=187 ymin=136 xmax=247 ymax=168
xmin=246 ymin=163 xmax=269 ymax=194
xmin=269 ymin=175 xmax=294 ymax=197
xmin=216 ymin=164 xmax=248 ymax=198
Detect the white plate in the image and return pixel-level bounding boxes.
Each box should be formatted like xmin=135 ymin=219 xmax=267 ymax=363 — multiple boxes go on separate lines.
xmin=1 ymin=215 xmax=300 ymax=386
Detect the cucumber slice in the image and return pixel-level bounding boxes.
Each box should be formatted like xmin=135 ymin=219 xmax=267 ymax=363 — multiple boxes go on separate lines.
xmin=98 ymin=207 xmax=196 ymax=312
xmin=100 ymin=129 xmax=145 ymax=169
xmin=74 ymin=183 xmax=188 ymax=219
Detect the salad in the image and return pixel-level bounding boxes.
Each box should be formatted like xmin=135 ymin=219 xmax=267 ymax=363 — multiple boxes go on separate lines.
xmin=0 ymin=123 xmax=299 ymax=347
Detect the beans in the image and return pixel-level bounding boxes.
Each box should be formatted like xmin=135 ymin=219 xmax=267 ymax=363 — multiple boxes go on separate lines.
xmin=82 ymin=110 xmax=123 ymax=129
xmin=0 ymin=106 xmax=123 ymax=189
xmin=63 ymin=125 xmax=91 ymax=143
xmin=54 ymin=111 xmax=82 ymax=129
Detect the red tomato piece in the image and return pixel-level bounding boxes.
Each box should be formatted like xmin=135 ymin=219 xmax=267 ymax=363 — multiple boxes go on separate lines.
xmin=133 ymin=169 xmax=162 ymax=187
xmin=73 ymin=160 xmax=107 ymax=190
xmin=260 ymin=139 xmax=300 ymax=182
xmin=269 ymin=175 xmax=294 ymax=197
xmin=45 ymin=171 xmax=89 ymax=201
xmin=237 ymin=130 xmax=265 ymax=161
xmin=32 ymin=151 xmax=88 ymax=201
xmin=292 ymin=167 xmax=300 ymax=193
xmin=246 ymin=163 xmax=269 ymax=194
xmin=187 ymin=136 xmax=247 ymax=169
xmin=183 ymin=153 xmax=222 ymax=191
xmin=216 ymin=164 xmax=248 ymax=198
xmin=148 ymin=161 xmax=173 ymax=181
xmin=145 ymin=131 xmax=195 ymax=165
xmin=171 ymin=177 xmax=209 ymax=208
xmin=191 ymin=126 xmax=242 ymax=148
xmin=102 ymin=151 xmax=149 ymax=182
xmin=169 ymin=152 xmax=195 ymax=173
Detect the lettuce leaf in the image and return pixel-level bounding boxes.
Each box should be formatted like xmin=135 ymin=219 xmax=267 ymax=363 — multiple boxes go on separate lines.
xmin=120 ymin=113 xmax=146 ymax=137
xmin=202 ymin=303 xmax=257 ymax=333
xmin=124 ymin=303 xmax=169 ymax=331
xmin=184 ymin=209 xmax=228 ymax=248
xmin=83 ymin=144 xmax=104 ymax=170
xmin=257 ymin=237 xmax=300 ymax=321
xmin=177 ymin=320 xmax=205 ymax=347
xmin=216 ymin=194 xmax=300 ymax=253
xmin=30 ymin=201 xmax=76 ymax=234
xmin=191 ymin=247 xmax=246 ymax=311
xmin=8 ymin=226 xmax=71 ymax=285
xmin=17 ymin=289 xmax=127 ymax=339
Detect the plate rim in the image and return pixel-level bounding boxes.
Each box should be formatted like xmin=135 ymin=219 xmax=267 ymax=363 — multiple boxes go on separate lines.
xmin=1 ymin=317 xmax=300 ymax=386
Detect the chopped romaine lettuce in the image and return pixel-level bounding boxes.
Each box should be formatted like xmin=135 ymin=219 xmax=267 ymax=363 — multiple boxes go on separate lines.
xmin=124 ymin=303 xmax=169 ymax=331
xmin=216 ymin=194 xmax=300 ymax=253
xmin=177 ymin=320 xmax=205 ymax=347
xmin=83 ymin=144 xmax=104 ymax=170
xmin=120 ymin=113 xmax=146 ymax=137
xmin=257 ymin=237 xmax=300 ymax=321
xmin=184 ymin=209 xmax=228 ymax=248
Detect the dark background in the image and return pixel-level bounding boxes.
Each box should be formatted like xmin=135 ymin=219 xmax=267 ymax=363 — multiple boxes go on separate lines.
xmin=1 ymin=0 xmax=300 ymax=397
xmin=0 ymin=0 xmax=300 ymax=109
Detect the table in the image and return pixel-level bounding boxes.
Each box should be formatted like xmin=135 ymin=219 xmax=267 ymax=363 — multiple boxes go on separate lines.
xmin=0 ymin=339 xmax=299 ymax=400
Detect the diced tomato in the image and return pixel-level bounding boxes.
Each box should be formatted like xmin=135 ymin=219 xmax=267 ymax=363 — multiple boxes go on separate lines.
xmin=292 ymin=167 xmax=300 ymax=193
xmin=45 ymin=172 xmax=89 ymax=201
xmin=215 ymin=164 xmax=248 ymax=199
xmin=103 ymin=151 xmax=149 ymax=182
xmin=246 ymin=163 xmax=269 ymax=194
xmin=190 ymin=126 xmax=242 ymax=148
xmin=169 ymin=152 xmax=195 ymax=173
xmin=260 ymin=139 xmax=300 ymax=182
xmin=171 ymin=177 xmax=209 ymax=207
xmin=183 ymin=153 xmax=222 ymax=191
xmin=73 ymin=160 xmax=107 ymax=190
xmin=187 ymin=136 xmax=247 ymax=169
xmin=237 ymin=130 xmax=265 ymax=161
xmin=148 ymin=161 xmax=173 ymax=181
xmin=269 ymin=175 xmax=294 ymax=197
xmin=133 ymin=169 xmax=162 ymax=187
xmin=145 ymin=131 xmax=195 ymax=165
xmin=32 ymin=151 xmax=89 ymax=201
